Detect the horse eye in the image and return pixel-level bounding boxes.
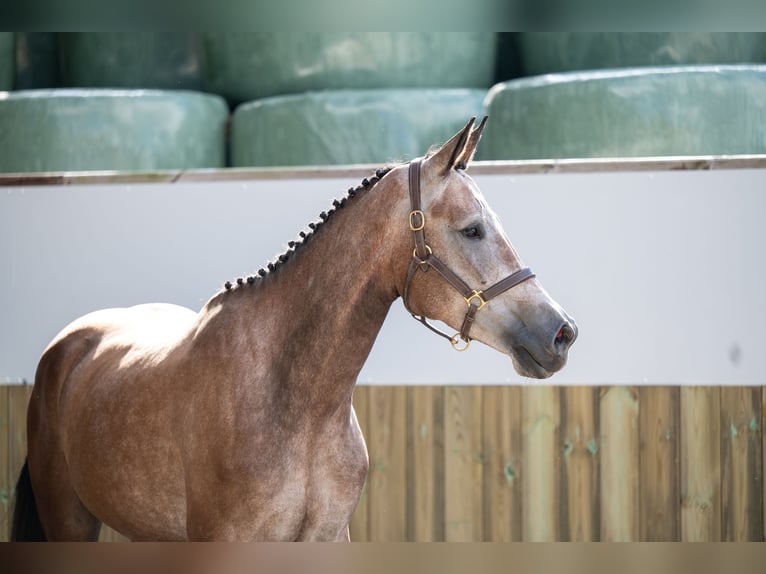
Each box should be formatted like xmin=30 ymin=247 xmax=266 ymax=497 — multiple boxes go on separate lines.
xmin=461 ymin=225 xmax=483 ymax=239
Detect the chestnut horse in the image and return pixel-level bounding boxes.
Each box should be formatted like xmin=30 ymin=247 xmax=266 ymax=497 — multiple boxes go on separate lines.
xmin=11 ymin=118 xmax=577 ymax=541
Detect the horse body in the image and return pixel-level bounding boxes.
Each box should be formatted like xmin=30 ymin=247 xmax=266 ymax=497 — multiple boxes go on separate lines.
xmin=13 ymin=118 xmax=577 ymax=541
xmin=26 ymin=165 xmax=404 ymax=541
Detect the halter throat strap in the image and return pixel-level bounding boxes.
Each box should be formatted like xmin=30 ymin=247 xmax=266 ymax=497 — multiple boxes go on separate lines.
xmin=402 ymin=158 xmax=536 ymax=351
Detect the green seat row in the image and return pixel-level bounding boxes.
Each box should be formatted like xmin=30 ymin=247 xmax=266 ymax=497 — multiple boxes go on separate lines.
xmin=6 ymin=33 xmax=766 ymax=95
xmin=1 ymin=67 xmax=765 ymax=172
xmin=0 ymin=90 xmax=228 ymax=173
xmin=517 ymin=32 xmax=766 ymax=76
xmin=480 ymin=65 xmax=766 ymax=160
xmin=0 ymin=88 xmax=485 ymax=172
xmin=5 ymin=33 xmax=498 ymax=102
xmin=231 ymin=89 xmax=486 ymax=167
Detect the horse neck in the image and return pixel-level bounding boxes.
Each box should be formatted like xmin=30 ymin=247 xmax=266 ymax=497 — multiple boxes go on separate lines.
xmin=198 ymin=171 xmax=410 ymax=414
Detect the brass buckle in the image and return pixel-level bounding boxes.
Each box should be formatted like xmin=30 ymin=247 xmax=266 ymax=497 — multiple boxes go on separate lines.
xmin=450 ymin=334 xmax=471 ymax=352
xmin=409 ymin=210 xmax=426 ymax=231
xmin=464 ymin=290 xmax=488 ymax=310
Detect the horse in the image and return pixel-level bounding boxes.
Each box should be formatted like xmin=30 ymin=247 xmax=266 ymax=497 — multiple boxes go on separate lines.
xmin=11 ymin=117 xmax=577 ymax=541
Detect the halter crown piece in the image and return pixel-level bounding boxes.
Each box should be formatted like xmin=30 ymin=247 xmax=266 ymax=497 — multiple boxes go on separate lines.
xmin=402 ymin=158 xmax=536 ymax=351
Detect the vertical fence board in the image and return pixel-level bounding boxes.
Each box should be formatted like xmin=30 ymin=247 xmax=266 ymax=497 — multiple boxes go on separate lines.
xmin=764 ymin=387 xmax=766 ymax=542
xmin=6 ymin=386 xmax=32 ymax=543
xmin=8 ymin=386 xmax=31 ymax=515
xmin=522 ymin=386 xmax=560 ymax=541
xmin=408 ymin=386 xmax=440 ymax=541
xmin=481 ymin=386 xmax=522 ymax=541
xmin=680 ymin=387 xmax=721 ymax=541
xmin=560 ymin=386 xmax=599 ymax=541
xmin=720 ymin=387 xmax=763 ymax=541
xmin=444 ymin=386 xmax=483 ymax=541
xmin=367 ymin=386 xmax=407 ymax=541
xmin=432 ymin=386 xmax=446 ymax=542
xmin=0 ymin=387 xmax=8 ymax=541
xmin=639 ymin=386 xmax=680 ymax=541
xmin=599 ymin=386 xmax=639 ymax=541
xmin=349 ymin=385 xmax=370 ymax=542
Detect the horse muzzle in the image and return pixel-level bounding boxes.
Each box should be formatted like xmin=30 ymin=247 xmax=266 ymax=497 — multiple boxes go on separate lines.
xmin=508 ymin=312 xmax=578 ymax=379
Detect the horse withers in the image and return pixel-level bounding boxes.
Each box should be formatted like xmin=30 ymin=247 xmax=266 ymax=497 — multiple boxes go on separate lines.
xmin=11 ymin=117 xmax=576 ymax=541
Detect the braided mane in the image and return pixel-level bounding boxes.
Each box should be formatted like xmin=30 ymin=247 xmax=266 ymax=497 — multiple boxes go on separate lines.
xmin=221 ymin=165 xmax=395 ymax=293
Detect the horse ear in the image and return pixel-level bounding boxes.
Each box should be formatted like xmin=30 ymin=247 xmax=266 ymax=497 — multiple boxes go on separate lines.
xmin=425 ymin=116 xmax=476 ymax=174
xmin=454 ymin=115 xmax=488 ymax=169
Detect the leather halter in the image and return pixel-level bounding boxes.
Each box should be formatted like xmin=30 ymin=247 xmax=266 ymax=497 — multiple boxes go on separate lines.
xmin=402 ymin=158 xmax=536 ymax=351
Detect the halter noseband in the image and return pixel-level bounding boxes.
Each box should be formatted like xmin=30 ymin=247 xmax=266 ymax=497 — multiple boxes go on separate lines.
xmin=402 ymin=158 xmax=536 ymax=351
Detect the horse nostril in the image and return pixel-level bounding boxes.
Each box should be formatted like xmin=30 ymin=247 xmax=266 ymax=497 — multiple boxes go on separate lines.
xmin=554 ymin=323 xmax=576 ymax=349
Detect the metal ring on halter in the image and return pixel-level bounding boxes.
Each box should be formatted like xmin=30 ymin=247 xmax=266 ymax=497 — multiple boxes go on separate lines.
xmin=450 ymin=335 xmax=471 ymax=352
xmin=413 ymin=244 xmax=433 ymax=264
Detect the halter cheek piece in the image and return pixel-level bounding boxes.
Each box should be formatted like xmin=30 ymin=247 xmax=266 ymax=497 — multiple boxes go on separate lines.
xmin=402 ymin=158 xmax=536 ymax=351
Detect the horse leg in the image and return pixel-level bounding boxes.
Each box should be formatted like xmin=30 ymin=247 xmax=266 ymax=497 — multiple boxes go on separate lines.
xmin=21 ymin=329 xmax=104 ymax=541
xmin=336 ymin=525 xmax=351 ymax=542
xmin=26 ymin=387 xmax=101 ymax=539
xmin=26 ymin=449 xmax=102 ymax=541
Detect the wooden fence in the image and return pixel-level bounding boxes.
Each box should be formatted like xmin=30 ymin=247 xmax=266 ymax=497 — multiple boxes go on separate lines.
xmin=1 ymin=384 xmax=764 ymax=541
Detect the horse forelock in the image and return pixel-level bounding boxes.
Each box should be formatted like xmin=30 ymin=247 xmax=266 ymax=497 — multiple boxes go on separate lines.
xmin=220 ymin=165 xmax=395 ymax=295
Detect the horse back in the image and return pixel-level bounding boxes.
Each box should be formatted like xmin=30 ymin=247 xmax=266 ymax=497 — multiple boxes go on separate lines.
xmin=32 ymin=303 xmax=196 ymax=410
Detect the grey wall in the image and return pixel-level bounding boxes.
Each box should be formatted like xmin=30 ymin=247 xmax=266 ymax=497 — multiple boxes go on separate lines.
xmin=1 ymin=163 xmax=764 ymax=385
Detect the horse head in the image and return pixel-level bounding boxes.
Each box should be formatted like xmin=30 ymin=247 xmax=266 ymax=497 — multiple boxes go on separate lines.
xmin=399 ymin=117 xmax=577 ymax=379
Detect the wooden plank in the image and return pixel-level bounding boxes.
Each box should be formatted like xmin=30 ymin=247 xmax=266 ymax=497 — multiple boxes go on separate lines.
xmin=444 ymin=386 xmax=483 ymax=541
xmin=8 ymin=385 xmax=32 ymax=501
xmin=0 ymin=386 xmax=8 ymax=541
xmin=639 ymin=386 xmax=680 ymax=541
xmin=481 ymin=385 xmax=522 ymax=541
xmin=559 ymin=386 xmax=599 ymax=541
xmin=408 ymin=386 xmax=440 ymax=541
xmin=432 ymin=386 xmax=445 ymax=542
xmin=763 ymin=386 xmax=766 ymax=542
xmin=599 ymin=386 xmax=639 ymax=541
xmin=349 ymin=385 xmax=370 ymax=542
xmin=367 ymin=386 xmax=407 ymax=541
xmin=6 ymin=385 xmax=32 ymax=543
xmin=522 ymin=385 xmax=560 ymax=541
xmin=720 ymin=386 xmax=763 ymax=541
xmin=680 ymin=387 xmax=721 ymax=541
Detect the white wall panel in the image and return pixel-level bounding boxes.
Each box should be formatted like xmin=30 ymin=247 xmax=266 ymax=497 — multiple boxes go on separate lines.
xmin=1 ymin=162 xmax=764 ymax=384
